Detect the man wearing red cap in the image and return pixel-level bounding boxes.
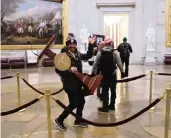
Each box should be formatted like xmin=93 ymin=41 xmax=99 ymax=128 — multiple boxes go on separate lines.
xmin=54 ymin=34 xmax=96 ymax=131
xmin=92 ymin=39 xmax=124 ymax=112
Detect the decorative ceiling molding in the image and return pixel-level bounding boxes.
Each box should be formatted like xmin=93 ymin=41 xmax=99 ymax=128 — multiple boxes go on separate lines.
xmin=96 ymin=3 xmax=136 ymax=8
xmin=43 ymin=0 xmax=63 ymax=3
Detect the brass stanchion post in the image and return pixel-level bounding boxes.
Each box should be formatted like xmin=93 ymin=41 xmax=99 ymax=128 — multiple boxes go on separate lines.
xmin=164 ymin=88 xmax=171 ymax=138
xmin=16 ymin=72 xmax=21 ymax=107
xmin=45 ymin=89 xmax=52 ymax=138
xmin=16 ymin=72 xmax=25 ymax=112
xmin=149 ymin=71 xmax=155 ymax=110
xmin=149 ymin=71 xmax=153 ymax=104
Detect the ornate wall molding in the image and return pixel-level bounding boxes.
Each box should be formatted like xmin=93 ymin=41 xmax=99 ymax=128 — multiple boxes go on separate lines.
xmin=96 ymin=3 xmax=136 ymax=8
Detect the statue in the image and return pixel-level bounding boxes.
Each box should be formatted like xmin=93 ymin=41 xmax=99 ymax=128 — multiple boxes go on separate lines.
xmin=145 ymin=23 xmax=155 ymax=50
xmin=80 ymin=24 xmax=89 ymax=51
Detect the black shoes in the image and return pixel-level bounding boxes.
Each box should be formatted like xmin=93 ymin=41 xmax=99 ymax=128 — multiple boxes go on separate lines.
xmin=54 ymin=118 xmax=88 ymax=130
xmin=54 ymin=118 xmax=67 ymax=131
xmin=108 ymin=105 xmax=115 ymax=111
xmin=98 ymin=105 xmax=115 ymax=112
xmin=74 ymin=121 xmax=88 ymax=128
xmin=98 ymin=107 xmax=109 ymax=112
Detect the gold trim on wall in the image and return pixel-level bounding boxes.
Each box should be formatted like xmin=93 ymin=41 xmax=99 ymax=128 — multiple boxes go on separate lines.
xmin=1 ymin=0 xmax=68 ymax=50
xmin=96 ymin=3 xmax=136 ymax=8
xmin=63 ymin=0 xmax=68 ymax=43
xmin=166 ymin=0 xmax=171 ymax=47
xmin=0 ymin=45 xmax=64 ymax=50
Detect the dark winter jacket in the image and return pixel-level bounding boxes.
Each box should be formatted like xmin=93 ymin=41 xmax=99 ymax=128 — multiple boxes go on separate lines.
xmin=117 ymin=42 xmax=133 ymax=57
xmin=92 ymin=46 xmax=124 ymax=75
xmin=55 ymin=43 xmax=94 ymax=91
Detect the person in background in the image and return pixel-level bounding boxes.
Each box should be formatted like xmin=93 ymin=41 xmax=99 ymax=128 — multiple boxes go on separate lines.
xmin=92 ymin=39 xmax=125 ymax=112
xmin=117 ymin=37 xmax=133 ymax=77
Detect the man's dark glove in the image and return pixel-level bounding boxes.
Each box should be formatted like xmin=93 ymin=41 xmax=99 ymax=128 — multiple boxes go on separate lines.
xmin=121 ymin=72 xmax=125 ymax=79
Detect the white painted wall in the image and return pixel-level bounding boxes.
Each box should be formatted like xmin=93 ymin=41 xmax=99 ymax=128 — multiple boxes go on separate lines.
xmin=68 ymin=0 xmax=144 ymax=63
xmin=156 ymin=0 xmax=171 ymax=63
xmin=68 ymin=0 xmax=170 ymax=64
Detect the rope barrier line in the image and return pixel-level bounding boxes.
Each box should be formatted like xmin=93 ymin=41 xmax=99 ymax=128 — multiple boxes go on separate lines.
xmin=52 ymin=96 xmax=161 ymax=127
xmin=21 ymin=77 xmax=44 ymax=95
xmin=20 ymin=77 xmax=64 ymax=95
xmin=154 ymin=72 xmax=171 ymax=76
xmin=1 ymin=95 xmax=43 ymax=116
xmin=160 ymin=91 xmax=168 ymax=100
xmin=50 ymin=88 xmax=64 ymax=95
xmin=117 ymin=74 xmax=147 ymax=83
xmin=20 ymin=73 xmax=147 ymax=96
xmin=1 ymin=75 xmax=15 ymax=80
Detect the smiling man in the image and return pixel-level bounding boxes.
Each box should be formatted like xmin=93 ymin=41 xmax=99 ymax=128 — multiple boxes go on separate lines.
xmin=54 ymin=34 xmax=96 ymax=131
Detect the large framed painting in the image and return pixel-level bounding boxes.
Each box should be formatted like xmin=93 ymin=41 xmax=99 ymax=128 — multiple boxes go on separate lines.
xmin=1 ymin=0 xmax=68 ymax=50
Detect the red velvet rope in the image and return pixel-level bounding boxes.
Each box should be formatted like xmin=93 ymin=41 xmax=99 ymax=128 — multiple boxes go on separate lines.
xmin=54 ymin=98 xmax=160 ymax=127
xmin=1 ymin=75 xmax=15 ymax=80
xmin=157 ymin=73 xmax=171 ymax=76
xmin=1 ymin=98 xmax=40 ymax=116
xmin=21 ymin=77 xmax=63 ymax=95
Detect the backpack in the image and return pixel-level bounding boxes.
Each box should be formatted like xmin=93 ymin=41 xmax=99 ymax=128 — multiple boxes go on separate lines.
xmin=123 ymin=43 xmax=130 ymax=57
xmin=99 ymin=50 xmax=116 ymax=76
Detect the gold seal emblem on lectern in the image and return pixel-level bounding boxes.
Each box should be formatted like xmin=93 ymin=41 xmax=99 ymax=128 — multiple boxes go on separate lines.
xmin=54 ymin=53 xmax=71 ymax=71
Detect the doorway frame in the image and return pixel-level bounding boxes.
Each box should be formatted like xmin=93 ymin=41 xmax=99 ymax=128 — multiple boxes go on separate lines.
xmin=97 ymin=4 xmax=135 ymax=48
xmin=103 ymin=13 xmax=129 ymax=48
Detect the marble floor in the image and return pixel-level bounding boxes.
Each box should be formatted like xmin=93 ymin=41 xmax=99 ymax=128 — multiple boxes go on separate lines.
xmin=1 ymin=64 xmax=171 ymax=138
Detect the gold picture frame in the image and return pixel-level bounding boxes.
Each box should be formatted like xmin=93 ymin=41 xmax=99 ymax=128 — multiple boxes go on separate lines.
xmin=1 ymin=0 xmax=68 ymax=50
xmin=166 ymin=0 xmax=171 ymax=47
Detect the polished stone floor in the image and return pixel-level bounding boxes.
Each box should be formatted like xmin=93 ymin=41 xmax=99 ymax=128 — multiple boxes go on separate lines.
xmin=1 ymin=64 xmax=171 ymax=138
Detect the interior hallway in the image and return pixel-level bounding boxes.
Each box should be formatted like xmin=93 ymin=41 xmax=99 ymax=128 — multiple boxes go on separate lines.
xmin=1 ymin=64 xmax=171 ymax=138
